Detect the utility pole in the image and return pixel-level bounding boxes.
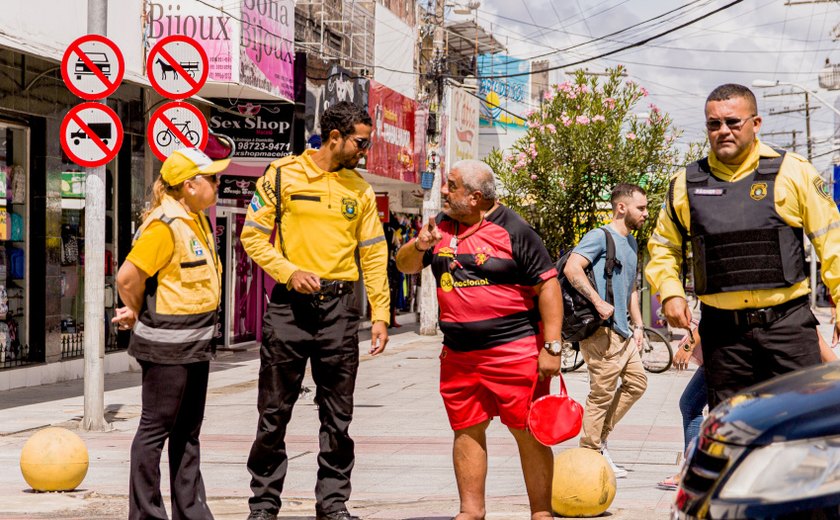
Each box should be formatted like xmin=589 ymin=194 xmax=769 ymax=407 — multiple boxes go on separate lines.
xmin=419 ymin=0 xmax=445 ymax=336
xmin=81 ymin=0 xmax=109 ymax=431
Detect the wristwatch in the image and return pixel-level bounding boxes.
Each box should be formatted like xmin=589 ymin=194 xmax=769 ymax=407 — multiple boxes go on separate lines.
xmin=543 ymin=340 xmax=563 ymax=356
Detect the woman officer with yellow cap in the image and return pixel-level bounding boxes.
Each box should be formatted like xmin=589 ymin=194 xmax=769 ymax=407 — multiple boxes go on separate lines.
xmin=113 ymin=146 xmax=230 ymax=520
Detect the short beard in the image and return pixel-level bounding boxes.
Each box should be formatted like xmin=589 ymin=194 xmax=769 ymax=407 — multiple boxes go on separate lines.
xmin=444 ymin=198 xmax=471 ymax=220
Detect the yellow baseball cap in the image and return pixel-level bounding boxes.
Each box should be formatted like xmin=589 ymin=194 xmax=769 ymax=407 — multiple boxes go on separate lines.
xmin=161 ymin=148 xmax=231 ymax=186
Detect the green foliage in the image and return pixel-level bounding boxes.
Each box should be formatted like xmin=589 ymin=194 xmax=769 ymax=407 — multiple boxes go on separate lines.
xmin=485 ymin=66 xmax=687 ymax=258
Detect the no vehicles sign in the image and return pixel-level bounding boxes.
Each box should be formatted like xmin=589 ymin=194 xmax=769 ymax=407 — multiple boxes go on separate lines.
xmin=147 ymin=35 xmax=209 ymax=100
xmin=60 ymin=102 xmax=124 ymax=167
xmin=61 ymin=35 xmax=124 ymax=100
xmin=147 ymin=101 xmax=208 ymax=161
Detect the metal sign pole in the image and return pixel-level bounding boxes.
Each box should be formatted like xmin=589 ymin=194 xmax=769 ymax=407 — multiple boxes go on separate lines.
xmin=81 ymin=0 xmax=109 ymax=432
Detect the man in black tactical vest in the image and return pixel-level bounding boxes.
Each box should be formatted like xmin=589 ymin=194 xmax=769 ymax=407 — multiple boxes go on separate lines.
xmin=646 ymin=83 xmax=840 ymax=408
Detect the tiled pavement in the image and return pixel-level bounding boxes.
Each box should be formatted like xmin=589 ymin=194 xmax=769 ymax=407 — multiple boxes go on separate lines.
xmin=0 ymin=308 xmax=834 ymax=519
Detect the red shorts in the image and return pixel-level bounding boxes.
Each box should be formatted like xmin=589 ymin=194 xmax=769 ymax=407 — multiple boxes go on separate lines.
xmin=439 ymin=339 xmax=550 ymax=431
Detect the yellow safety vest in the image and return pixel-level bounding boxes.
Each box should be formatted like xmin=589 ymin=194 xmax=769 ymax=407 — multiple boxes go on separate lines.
xmin=128 ymin=195 xmax=222 ymax=364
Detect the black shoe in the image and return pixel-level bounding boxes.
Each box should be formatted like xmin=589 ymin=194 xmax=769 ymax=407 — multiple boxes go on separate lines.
xmin=246 ymin=510 xmax=277 ymax=520
xmin=316 ymin=509 xmax=360 ymax=520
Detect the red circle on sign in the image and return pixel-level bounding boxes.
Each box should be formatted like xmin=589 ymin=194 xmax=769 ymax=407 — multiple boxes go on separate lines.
xmin=147 ymin=101 xmax=209 ymax=162
xmin=60 ymin=102 xmax=124 ymax=168
xmin=147 ymin=35 xmax=209 ymax=100
xmin=61 ymin=35 xmax=125 ymax=100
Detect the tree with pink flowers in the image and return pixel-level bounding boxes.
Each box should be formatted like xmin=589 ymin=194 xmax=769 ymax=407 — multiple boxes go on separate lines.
xmin=485 ymin=66 xmax=686 ymax=258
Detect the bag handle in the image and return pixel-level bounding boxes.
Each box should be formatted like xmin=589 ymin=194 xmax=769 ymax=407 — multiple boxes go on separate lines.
xmin=529 ymin=370 xmax=570 ymax=402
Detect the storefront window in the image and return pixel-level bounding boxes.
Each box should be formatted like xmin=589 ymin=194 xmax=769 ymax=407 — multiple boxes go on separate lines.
xmin=0 ymin=124 xmax=30 ymax=367
xmin=59 ymin=165 xmax=117 ymax=358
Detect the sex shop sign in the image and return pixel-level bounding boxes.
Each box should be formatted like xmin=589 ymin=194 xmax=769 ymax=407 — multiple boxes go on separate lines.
xmin=366 ymin=81 xmax=417 ymax=183
xmin=209 ymin=100 xmax=294 ymax=159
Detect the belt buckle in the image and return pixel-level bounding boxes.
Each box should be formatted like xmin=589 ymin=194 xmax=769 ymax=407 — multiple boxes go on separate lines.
xmin=745 ymin=309 xmax=768 ymax=327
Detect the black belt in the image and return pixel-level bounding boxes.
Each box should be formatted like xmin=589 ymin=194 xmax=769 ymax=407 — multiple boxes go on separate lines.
xmin=702 ymin=295 xmax=808 ymax=328
xmin=271 ymin=279 xmax=354 ymax=303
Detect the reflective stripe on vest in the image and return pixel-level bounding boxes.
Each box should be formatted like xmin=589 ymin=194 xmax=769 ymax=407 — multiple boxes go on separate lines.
xmin=134 ymin=320 xmax=215 ymax=344
xmin=686 ymin=151 xmax=807 ymax=295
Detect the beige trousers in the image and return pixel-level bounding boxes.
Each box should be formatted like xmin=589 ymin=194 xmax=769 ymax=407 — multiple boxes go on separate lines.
xmin=578 ymin=326 xmax=648 ymax=451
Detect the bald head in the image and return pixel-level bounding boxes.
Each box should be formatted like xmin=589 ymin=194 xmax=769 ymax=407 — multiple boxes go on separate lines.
xmin=452 ymin=160 xmax=496 ymax=204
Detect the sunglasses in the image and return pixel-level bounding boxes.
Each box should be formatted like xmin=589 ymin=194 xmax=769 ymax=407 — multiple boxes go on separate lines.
xmin=349 ymin=136 xmax=372 ymax=150
xmin=706 ymin=115 xmax=755 ymax=132
xmin=196 ymin=174 xmax=218 ymax=184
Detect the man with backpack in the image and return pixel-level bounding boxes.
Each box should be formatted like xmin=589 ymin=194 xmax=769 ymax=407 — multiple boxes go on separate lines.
xmin=563 ymin=183 xmax=649 ymax=478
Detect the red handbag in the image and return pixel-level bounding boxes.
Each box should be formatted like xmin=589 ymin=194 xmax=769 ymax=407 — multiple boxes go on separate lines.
xmin=527 ymin=374 xmax=583 ymax=446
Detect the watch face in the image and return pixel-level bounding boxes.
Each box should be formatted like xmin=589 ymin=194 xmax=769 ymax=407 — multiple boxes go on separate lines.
xmin=546 ymin=341 xmax=562 ymax=354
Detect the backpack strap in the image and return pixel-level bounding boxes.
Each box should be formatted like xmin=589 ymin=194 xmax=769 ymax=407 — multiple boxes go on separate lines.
xmin=601 ymin=227 xmax=621 ymax=310
xmin=265 ymin=162 xmax=286 ymax=256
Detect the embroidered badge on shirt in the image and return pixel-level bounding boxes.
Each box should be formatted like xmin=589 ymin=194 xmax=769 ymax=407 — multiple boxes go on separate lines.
xmin=249 ymin=191 xmax=265 ymax=212
xmin=749 ymin=182 xmax=768 ymax=201
xmin=813 ymin=177 xmax=832 ymax=202
xmin=341 ymin=198 xmax=358 ymax=221
xmin=190 ymin=238 xmax=205 ymax=257
xmin=474 ymin=246 xmax=492 ymax=266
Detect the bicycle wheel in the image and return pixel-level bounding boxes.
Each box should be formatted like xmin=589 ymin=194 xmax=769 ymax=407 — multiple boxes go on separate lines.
xmin=156 ymin=129 xmax=172 ymax=147
xmin=640 ymin=327 xmax=673 ymax=373
xmin=561 ymin=341 xmax=585 ymax=373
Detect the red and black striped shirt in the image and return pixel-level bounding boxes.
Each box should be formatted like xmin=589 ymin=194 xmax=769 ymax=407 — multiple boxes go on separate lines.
xmin=423 ymin=205 xmax=557 ymax=354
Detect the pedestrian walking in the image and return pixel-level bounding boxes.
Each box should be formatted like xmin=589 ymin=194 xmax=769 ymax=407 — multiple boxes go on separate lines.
xmin=113 ymin=147 xmax=230 ymax=520
xmin=646 ymin=83 xmax=840 ymax=409
xmin=562 ymin=183 xmax=649 ymax=478
xmin=395 ymin=160 xmax=562 ymax=520
xmin=239 ymin=101 xmax=390 ymax=520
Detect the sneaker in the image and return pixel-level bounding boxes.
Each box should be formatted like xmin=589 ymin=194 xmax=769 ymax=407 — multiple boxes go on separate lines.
xmin=600 ymin=445 xmax=628 ymax=478
xmin=246 ymin=510 xmax=277 ymax=520
xmin=316 ymin=509 xmax=361 ymax=520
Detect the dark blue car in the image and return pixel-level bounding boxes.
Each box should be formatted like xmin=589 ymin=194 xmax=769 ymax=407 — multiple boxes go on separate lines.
xmin=673 ymin=362 xmax=840 ymax=519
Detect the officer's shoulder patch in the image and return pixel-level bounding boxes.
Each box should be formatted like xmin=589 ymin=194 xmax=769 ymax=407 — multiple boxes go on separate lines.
xmin=813 ymin=176 xmax=833 ymax=202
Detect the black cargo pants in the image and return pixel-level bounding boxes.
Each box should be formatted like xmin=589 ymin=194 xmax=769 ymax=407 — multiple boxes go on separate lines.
xmin=247 ymin=286 xmax=361 ymax=517
xmin=700 ymin=297 xmax=822 ymax=409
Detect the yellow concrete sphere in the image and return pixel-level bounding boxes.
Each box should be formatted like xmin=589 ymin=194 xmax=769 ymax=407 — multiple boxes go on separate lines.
xmin=19 ymin=427 xmax=89 ymax=492
xmin=552 ymin=448 xmax=617 ymax=517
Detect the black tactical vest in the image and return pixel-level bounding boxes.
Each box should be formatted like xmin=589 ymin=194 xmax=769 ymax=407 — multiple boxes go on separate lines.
xmin=686 ymin=151 xmax=807 ymax=295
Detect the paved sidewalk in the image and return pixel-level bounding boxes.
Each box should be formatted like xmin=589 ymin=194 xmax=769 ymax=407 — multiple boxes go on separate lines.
xmin=0 ymin=309 xmax=834 ymax=520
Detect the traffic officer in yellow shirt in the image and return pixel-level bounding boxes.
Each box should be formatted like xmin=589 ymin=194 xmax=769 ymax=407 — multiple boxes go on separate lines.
xmin=646 ymin=83 xmax=840 ymax=408
xmin=240 ymin=101 xmax=389 ymax=520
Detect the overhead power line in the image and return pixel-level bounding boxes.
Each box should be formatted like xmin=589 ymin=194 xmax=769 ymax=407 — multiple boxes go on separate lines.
xmin=477 ymin=0 xmax=745 ymax=81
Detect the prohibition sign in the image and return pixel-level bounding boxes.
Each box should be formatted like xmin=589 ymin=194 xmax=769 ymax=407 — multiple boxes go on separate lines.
xmin=148 ymin=101 xmax=208 ymax=161
xmin=147 ymin=35 xmax=209 ymax=100
xmin=60 ymin=102 xmax=124 ymax=168
xmin=61 ymin=34 xmax=124 ymax=100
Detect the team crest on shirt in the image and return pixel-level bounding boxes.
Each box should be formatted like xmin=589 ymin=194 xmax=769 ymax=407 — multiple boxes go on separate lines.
xmin=437 ymin=247 xmax=455 ymax=258
xmin=749 ymin=182 xmax=768 ymax=201
xmin=341 ymin=198 xmax=358 ymax=221
xmin=813 ymin=177 xmax=832 ymax=202
xmin=474 ymin=246 xmax=492 ymax=266
xmin=440 ymin=272 xmax=454 ymax=292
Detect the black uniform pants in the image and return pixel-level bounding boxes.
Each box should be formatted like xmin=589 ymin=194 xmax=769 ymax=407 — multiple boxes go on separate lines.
xmin=247 ymin=288 xmax=361 ymax=516
xmin=129 ymin=360 xmax=212 ymax=520
xmin=700 ymin=297 xmax=821 ymax=409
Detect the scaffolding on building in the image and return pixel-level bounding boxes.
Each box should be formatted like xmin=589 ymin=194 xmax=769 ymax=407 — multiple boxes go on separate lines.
xmin=295 ymin=0 xmax=376 ymax=77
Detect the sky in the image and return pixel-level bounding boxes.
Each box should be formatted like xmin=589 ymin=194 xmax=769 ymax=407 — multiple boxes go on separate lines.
xmin=449 ymin=0 xmax=840 ymax=174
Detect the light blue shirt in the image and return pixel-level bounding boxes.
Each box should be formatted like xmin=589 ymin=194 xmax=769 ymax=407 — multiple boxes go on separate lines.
xmin=572 ymin=225 xmax=638 ymax=338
